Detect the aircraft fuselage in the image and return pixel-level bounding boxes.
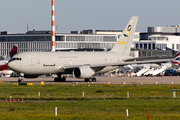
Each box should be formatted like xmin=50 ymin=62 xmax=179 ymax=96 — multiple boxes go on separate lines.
xmin=8 ymin=51 xmax=132 ymax=75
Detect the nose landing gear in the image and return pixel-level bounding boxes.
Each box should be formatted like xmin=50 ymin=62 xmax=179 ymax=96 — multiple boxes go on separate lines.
xmin=17 ymin=73 xmax=24 ymax=82
xmin=18 ymin=77 xmax=24 ymax=82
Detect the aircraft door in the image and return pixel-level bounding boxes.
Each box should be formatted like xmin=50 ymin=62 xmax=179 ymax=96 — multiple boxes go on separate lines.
xmin=28 ymin=56 xmax=34 ymax=66
xmin=37 ymin=59 xmax=41 ymax=64
xmin=89 ymin=57 xmax=93 ymax=64
xmin=69 ymin=58 xmax=72 ymax=65
xmin=111 ymin=56 xmax=115 ymax=62
xmin=84 ymin=57 xmax=92 ymax=64
xmin=51 ymin=59 xmax=56 ymax=65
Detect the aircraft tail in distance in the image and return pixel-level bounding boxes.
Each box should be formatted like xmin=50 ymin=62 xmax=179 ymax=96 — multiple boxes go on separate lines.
xmin=110 ymin=16 xmax=138 ymax=55
xmin=174 ymin=50 xmax=180 ymax=59
xmin=0 ymin=44 xmax=18 ymax=71
xmin=5 ymin=44 xmax=18 ymax=61
xmin=171 ymin=51 xmax=180 ymax=66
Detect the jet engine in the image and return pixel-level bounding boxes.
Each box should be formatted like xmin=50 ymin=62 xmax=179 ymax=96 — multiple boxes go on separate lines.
xmin=73 ymin=67 xmax=95 ymax=79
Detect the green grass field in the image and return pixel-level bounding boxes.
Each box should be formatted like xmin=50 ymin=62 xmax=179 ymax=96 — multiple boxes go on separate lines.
xmin=0 ymin=82 xmax=180 ymax=119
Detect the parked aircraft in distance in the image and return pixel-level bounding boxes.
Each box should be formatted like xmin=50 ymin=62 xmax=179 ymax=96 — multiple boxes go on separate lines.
xmin=0 ymin=70 xmax=14 ymax=77
xmin=170 ymin=51 xmax=180 ymax=67
xmin=0 ymin=45 xmax=17 ymax=71
xmin=136 ymin=52 xmax=180 ymax=77
xmin=7 ymin=16 xmax=170 ymax=82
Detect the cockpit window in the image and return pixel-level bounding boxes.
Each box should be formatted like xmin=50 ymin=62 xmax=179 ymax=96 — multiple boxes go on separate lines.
xmin=10 ymin=58 xmax=22 ymax=61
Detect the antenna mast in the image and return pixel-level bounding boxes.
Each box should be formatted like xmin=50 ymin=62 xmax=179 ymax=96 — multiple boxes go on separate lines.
xmin=51 ymin=0 xmax=55 ymax=52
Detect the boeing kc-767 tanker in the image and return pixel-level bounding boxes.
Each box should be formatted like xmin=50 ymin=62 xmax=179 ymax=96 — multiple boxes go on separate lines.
xmin=7 ymin=16 xmax=170 ymax=82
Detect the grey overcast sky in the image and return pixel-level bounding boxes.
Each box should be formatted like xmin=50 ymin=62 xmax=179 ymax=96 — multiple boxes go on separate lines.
xmin=0 ymin=0 xmax=179 ymax=33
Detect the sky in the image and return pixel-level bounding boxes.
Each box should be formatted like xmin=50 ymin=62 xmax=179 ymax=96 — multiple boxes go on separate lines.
xmin=0 ymin=0 xmax=179 ymax=34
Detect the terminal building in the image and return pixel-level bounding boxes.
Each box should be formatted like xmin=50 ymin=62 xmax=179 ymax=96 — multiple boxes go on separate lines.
xmin=1 ymin=26 xmax=180 ymax=58
xmin=0 ymin=29 xmax=139 ymax=57
xmin=134 ymin=26 xmax=180 ymax=57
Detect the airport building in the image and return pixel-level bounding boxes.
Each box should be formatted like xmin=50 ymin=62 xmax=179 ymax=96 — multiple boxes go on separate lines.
xmin=72 ymin=29 xmax=140 ymax=49
xmin=135 ymin=35 xmax=180 ymax=50
xmin=0 ymin=30 xmax=139 ymax=57
xmin=140 ymin=26 xmax=180 ymax=40
xmin=134 ymin=26 xmax=180 ymax=57
xmin=1 ymin=26 xmax=179 ymax=58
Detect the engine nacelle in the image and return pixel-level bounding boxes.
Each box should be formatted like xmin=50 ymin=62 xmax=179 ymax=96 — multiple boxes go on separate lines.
xmin=73 ymin=67 xmax=95 ymax=79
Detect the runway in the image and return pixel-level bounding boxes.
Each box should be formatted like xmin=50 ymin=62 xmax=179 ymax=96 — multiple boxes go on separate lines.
xmin=0 ymin=76 xmax=179 ymax=84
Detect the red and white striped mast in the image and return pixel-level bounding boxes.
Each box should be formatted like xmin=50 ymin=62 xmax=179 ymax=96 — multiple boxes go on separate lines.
xmin=51 ymin=0 xmax=55 ymax=52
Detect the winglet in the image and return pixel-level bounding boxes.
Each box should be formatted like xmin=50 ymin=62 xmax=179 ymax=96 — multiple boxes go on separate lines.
xmin=110 ymin=16 xmax=138 ymax=55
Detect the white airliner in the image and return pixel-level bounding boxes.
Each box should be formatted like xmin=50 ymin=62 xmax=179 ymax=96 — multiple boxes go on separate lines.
xmin=7 ymin=16 xmax=170 ymax=82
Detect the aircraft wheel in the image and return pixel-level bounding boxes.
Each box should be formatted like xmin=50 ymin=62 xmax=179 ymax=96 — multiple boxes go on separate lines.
xmin=92 ymin=78 xmax=96 ymax=82
xmin=62 ymin=77 xmax=66 ymax=82
xmin=18 ymin=78 xmax=23 ymax=82
xmin=54 ymin=77 xmax=58 ymax=82
xmin=59 ymin=77 xmax=66 ymax=82
xmin=84 ymin=79 xmax=90 ymax=82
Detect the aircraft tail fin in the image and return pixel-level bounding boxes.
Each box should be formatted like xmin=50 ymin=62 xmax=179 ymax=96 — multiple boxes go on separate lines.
xmin=174 ymin=50 xmax=180 ymax=59
xmin=110 ymin=16 xmax=138 ymax=55
xmin=171 ymin=50 xmax=180 ymax=66
xmin=5 ymin=44 xmax=18 ymax=61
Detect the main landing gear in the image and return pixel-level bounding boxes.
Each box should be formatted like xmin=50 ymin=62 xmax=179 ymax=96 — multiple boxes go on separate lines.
xmin=84 ymin=77 xmax=96 ymax=82
xmin=54 ymin=74 xmax=66 ymax=82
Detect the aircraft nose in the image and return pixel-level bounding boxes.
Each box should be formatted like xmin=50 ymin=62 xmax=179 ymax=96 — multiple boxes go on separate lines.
xmin=7 ymin=61 xmax=15 ymax=70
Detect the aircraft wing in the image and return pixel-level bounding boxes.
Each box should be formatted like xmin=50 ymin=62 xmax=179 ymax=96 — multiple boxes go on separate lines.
xmin=62 ymin=59 xmax=170 ymax=70
xmin=91 ymin=59 xmax=170 ymax=68
xmin=123 ymin=56 xmax=173 ymax=62
xmin=62 ymin=64 xmax=91 ymax=69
